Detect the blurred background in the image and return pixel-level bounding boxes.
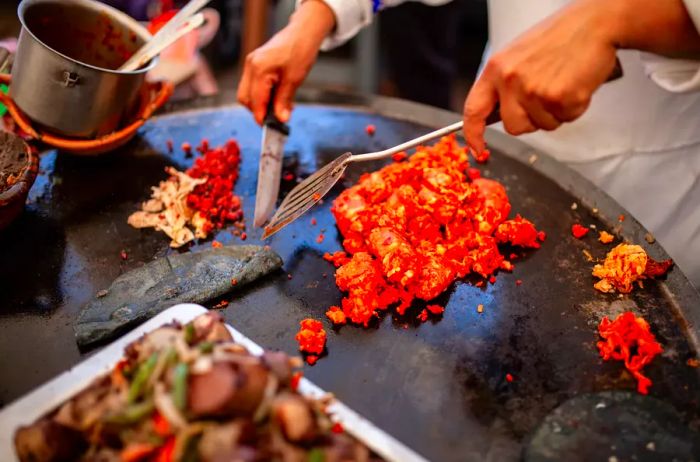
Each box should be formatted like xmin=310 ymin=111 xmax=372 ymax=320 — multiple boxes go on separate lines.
xmin=0 ymin=0 xmax=488 ymax=112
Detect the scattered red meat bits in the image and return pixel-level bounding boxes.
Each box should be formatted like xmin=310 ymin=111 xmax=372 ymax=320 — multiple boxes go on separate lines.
xmin=571 ymin=223 xmax=590 ymax=239
xmin=212 ymin=300 xmax=229 ymax=309
xmin=489 ymin=275 xmax=497 ymax=284
xmin=181 ymin=142 xmax=192 ymax=155
xmin=295 ymin=319 xmax=327 ymax=365
xmin=505 ymin=373 xmax=514 ymax=383
xmin=392 ymin=152 xmax=407 ymax=162
xmin=365 ymin=124 xmax=376 ymax=136
xmin=593 ymin=244 xmax=673 ymax=294
xmin=618 ymin=214 xmax=625 ymax=222
xmin=598 ymin=230 xmax=614 ymax=244
xmin=120 ymin=250 xmax=128 ymax=261
xmin=283 ymin=172 xmax=295 ymax=182
xmin=495 ymin=215 xmax=543 ymax=248
xmin=597 ymin=312 xmax=662 ymax=394
xmin=331 ymin=422 xmax=344 ymax=434
xmin=316 ymin=234 xmax=325 ymax=244
xmin=417 ymin=309 xmax=429 ymax=322
xmin=211 ymin=240 xmax=223 ymax=248
xmin=426 ymin=304 xmax=445 ymax=315
xmin=466 ymin=168 xmax=481 ymax=180
xmin=323 ymin=251 xmax=351 ymax=267
xmin=325 ymin=306 xmax=347 ymax=325
xmin=515 ymin=279 xmax=523 ymax=286
xmin=230 ymin=278 xmax=238 ymax=286
xmin=311 ymin=218 xmax=317 ymax=226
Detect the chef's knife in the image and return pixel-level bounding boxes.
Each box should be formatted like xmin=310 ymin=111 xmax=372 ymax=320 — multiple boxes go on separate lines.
xmin=254 ymin=88 xmax=290 ymax=228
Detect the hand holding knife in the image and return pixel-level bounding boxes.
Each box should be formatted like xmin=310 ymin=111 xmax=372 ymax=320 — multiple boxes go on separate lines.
xmin=254 ymin=87 xmax=290 ymax=229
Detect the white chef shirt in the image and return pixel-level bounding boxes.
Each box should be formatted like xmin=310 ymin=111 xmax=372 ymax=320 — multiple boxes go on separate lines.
xmin=302 ymin=0 xmax=700 ymax=288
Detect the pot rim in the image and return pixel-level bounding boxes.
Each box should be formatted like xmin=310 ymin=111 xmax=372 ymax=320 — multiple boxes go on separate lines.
xmin=17 ymin=0 xmax=158 ymax=76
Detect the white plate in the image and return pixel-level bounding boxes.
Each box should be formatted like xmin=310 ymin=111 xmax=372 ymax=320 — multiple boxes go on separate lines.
xmin=0 ymin=304 xmax=429 ymax=462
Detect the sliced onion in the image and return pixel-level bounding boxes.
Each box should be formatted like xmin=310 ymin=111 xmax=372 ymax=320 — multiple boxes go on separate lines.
xmin=154 ymin=383 xmax=187 ymax=430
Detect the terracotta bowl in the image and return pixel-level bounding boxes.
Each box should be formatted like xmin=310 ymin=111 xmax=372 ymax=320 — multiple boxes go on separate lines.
xmin=0 ymin=131 xmax=38 ymax=230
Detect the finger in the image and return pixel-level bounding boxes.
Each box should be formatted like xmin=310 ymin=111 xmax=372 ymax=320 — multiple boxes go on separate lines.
xmin=251 ymin=75 xmax=275 ymax=125
xmin=273 ymin=77 xmax=297 ymax=123
xmin=237 ymin=55 xmax=253 ymax=109
xmin=519 ymin=96 xmax=562 ymax=131
xmin=463 ymin=77 xmax=498 ymax=156
xmin=541 ymin=88 xmax=591 ymax=123
xmin=499 ymin=90 xmax=537 ymax=136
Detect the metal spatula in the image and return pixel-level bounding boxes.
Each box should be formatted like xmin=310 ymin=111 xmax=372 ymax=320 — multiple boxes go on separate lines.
xmin=262 ymin=120 xmax=465 ymax=239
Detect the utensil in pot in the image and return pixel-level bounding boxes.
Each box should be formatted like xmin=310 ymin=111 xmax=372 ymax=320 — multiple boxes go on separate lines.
xmin=119 ymin=0 xmax=212 ymax=71
xmin=118 ymin=12 xmax=205 ymax=72
xmin=10 ymin=0 xmax=156 ymax=138
xmin=262 ymin=58 xmax=626 ymax=239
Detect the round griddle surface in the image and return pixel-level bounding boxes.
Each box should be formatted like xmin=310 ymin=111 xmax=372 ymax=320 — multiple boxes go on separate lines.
xmin=1 ymin=91 xmax=699 ymax=461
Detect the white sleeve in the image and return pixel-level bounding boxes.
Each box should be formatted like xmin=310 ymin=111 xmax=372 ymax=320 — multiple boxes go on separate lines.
xmin=296 ymin=0 xmax=373 ymax=51
xmin=641 ymin=0 xmax=700 ymax=93
xmin=295 ymin=1 xmax=453 ymax=51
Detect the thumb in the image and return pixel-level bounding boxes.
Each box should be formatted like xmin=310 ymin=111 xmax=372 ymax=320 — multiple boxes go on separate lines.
xmin=463 ymin=76 xmax=498 ymax=156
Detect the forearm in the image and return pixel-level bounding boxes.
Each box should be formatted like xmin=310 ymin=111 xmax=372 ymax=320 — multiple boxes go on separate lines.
xmin=602 ymin=0 xmax=700 ymax=56
xmin=291 ymin=1 xmax=337 ymax=45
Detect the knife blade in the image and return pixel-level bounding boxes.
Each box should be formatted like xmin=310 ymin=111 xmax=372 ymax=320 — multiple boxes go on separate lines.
xmin=254 ymin=89 xmax=290 ymax=228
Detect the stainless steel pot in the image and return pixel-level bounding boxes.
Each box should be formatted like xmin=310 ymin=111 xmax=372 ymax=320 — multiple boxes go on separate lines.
xmin=11 ymin=0 xmax=156 ymax=138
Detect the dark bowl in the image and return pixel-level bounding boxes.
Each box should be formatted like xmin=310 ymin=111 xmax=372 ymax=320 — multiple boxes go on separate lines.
xmin=0 ymin=131 xmax=38 ymax=230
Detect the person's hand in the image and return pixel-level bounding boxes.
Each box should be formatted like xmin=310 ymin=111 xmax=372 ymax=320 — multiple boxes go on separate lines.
xmin=463 ymin=0 xmax=621 ymax=155
xmin=237 ymin=1 xmax=336 ymax=124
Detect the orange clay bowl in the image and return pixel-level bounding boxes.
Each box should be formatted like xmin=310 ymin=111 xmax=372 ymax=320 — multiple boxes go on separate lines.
xmin=0 ymin=131 xmax=38 ymax=230
xmin=0 ymin=74 xmax=173 ymax=156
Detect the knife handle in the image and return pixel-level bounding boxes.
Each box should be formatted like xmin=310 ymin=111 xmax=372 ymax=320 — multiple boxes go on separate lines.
xmin=484 ymin=55 xmax=624 ymax=126
xmin=264 ymin=86 xmax=291 ymax=135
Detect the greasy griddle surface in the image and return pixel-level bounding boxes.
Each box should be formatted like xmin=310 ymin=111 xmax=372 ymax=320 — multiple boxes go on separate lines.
xmin=1 ymin=99 xmax=699 ymax=461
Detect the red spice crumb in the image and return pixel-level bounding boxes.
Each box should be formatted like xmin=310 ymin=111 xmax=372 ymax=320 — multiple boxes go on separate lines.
xmin=537 ymin=231 xmax=547 ymax=242
xmin=312 ymin=193 xmax=321 ymax=201
xmin=475 ymin=281 xmax=484 ymax=288
xmin=306 ymin=355 xmax=318 ymax=366
xmin=509 ymin=253 xmax=518 ymax=260
xmin=619 ymin=214 xmax=625 ymax=222
xmin=500 ymin=261 xmax=514 ymax=272
xmin=365 ymin=124 xmax=376 ymax=136
xmin=489 ymin=275 xmax=497 ymax=284
xmin=323 ymin=251 xmax=350 ymax=267
xmin=181 ymin=142 xmax=192 ymax=154
xmin=598 ymin=230 xmax=614 ymax=244
xmin=506 ymin=373 xmax=514 ymax=383
xmin=516 ymin=279 xmax=523 ymax=286
xmin=326 ymin=306 xmax=347 ymax=325
xmin=687 ymin=358 xmax=700 ymax=368
xmin=166 ymin=139 xmax=173 ymax=153
xmin=392 ymin=152 xmax=407 ymax=162
xmin=316 ymin=234 xmax=325 ymax=244
xmin=230 ymin=278 xmax=238 ymax=286
xmin=240 ymin=232 xmax=247 ymax=241
xmin=571 ymin=224 xmax=590 ymax=239
xmin=417 ymin=309 xmax=429 ymax=322
xmin=467 ymin=168 xmax=481 ymax=180
xmin=290 ymin=371 xmax=302 ymax=390
xmin=597 ymin=311 xmax=662 ymax=394
xmin=213 ymin=300 xmax=229 ymax=309
xmin=197 ymin=138 xmax=209 ymax=153
xmin=477 ymin=304 xmax=484 ymax=313
xmin=287 ymin=274 xmax=293 ymax=280
xmin=474 ymin=148 xmax=490 ymax=164
xmin=283 ymin=172 xmax=295 ymax=182
xmin=426 ymin=304 xmax=445 ymax=315
xmin=211 ymin=240 xmax=223 ymax=248
xmin=295 ymin=319 xmax=326 ymax=363
xmin=311 ymin=218 xmax=317 ymax=226
xmin=331 ymin=422 xmax=344 ymax=434
xmin=120 ymin=250 xmax=128 ymax=261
